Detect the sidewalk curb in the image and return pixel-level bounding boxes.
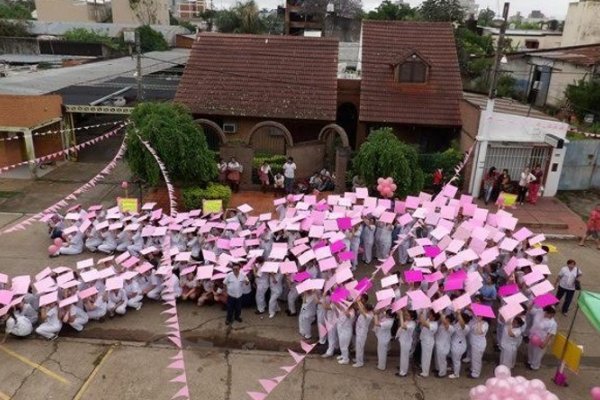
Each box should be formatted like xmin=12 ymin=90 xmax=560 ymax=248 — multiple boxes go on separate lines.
xmin=543 ymin=234 xmax=579 ymax=240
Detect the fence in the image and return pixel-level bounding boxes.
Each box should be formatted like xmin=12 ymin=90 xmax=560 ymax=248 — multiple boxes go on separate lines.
xmin=558 ymin=139 xmax=600 ymax=190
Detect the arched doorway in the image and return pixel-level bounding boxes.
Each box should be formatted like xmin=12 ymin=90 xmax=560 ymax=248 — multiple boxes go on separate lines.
xmin=336 ymin=103 xmax=358 ymax=149
xmin=248 ymin=121 xmax=293 ymax=155
xmin=318 ymin=124 xmax=351 ymax=193
xmin=195 ymin=118 xmax=227 ymax=151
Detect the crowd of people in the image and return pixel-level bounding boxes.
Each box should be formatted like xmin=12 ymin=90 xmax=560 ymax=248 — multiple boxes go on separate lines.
xmin=482 ymin=165 xmax=544 ymax=206
xmin=0 ymin=187 xmax=572 ymax=383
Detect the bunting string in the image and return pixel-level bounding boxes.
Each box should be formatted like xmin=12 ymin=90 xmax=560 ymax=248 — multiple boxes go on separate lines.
xmin=0 ymin=123 xmax=127 ymax=176
xmin=0 ymin=120 xmax=126 ymax=143
xmin=0 ymin=129 xmax=128 ymax=235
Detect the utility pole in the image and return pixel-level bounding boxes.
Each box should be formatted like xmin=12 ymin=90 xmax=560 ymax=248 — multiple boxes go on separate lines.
xmin=469 ymin=2 xmax=510 ymax=198
xmin=135 ymin=29 xmax=143 ymax=101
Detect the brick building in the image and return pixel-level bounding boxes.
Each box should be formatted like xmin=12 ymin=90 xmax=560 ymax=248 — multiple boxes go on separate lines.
xmin=0 ymin=95 xmax=63 ymax=172
xmin=175 ymin=21 xmax=463 ymax=187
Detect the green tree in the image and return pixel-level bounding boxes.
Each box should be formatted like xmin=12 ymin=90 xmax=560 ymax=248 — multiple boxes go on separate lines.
xmin=477 ymin=7 xmax=495 ymax=26
xmin=352 ymin=128 xmax=424 ymax=198
xmin=215 ymin=1 xmax=264 ymax=34
xmin=126 ymin=103 xmax=218 ymax=186
xmin=260 ymin=9 xmax=284 ymax=34
xmin=365 ymin=0 xmax=416 ymax=20
xmin=0 ymin=20 xmax=28 ymax=36
xmin=64 ymin=27 xmax=116 ymax=47
xmin=137 ymin=25 xmax=168 ymax=52
xmin=565 ymin=78 xmax=600 ymax=122
xmin=455 ymin=26 xmax=494 ymax=78
xmin=0 ymin=2 xmax=31 ymax=19
xmin=418 ymin=0 xmax=464 ymax=22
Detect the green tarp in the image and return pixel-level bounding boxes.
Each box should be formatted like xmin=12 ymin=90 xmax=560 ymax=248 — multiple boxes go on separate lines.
xmin=578 ymin=290 xmax=600 ymax=333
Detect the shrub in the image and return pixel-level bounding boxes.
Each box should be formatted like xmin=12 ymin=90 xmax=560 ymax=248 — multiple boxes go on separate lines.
xmin=182 ymin=183 xmax=232 ymax=210
xmin=419 ymin=147 xmax=463 ymax=189
xmin=126 ymin=102 xmax=217 ymax=186
xmin=352 ymin=127 xmax=424 ymax=198
xmin=251 ymin=153 xmax=286 ymax=184
xmin=137 ymin=25 xmax=168 ymax=52
xmin=0 ymin=20 xmax=28 ymax=37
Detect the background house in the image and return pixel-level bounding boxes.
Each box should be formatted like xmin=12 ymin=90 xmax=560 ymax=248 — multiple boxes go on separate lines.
xmin=501 ymin=43 xmax=600 ymax=108
xmin=561 ymin=0 xmax=600 ymax=47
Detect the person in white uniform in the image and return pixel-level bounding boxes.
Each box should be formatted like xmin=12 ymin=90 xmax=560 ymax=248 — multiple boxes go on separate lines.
xmin=361 ymin=217 xmax=376 ymax=264
xmin=124 ymin=276 xmax=143 ymax=310
xmin=396 ymin=309 xmax=417 ymax=377
xmin=127 ymin=229 xmax=145 ymax=257
xmin=63 ymin=303 xmax=89 ymax=332
xmin=36 ymin=303 xmax=62 ymax=340
xmin=321 ymin=295 xmax=339 ymax=357
xmin=375 ymin=222 xmax=393 ymax=260
xmin=435 ymin=313 xmax=455 ymax=377
xmin=373 ymin=309 xmax=394 ymax=370
xmin=527 ymin=306 xmax=557 ymax=370
xmin=286 ymin=276 xmax=299 ymax=317
xmin=419 ymin=310 xmax=440 ymax=377
xmin=85 ymin=226 xmax=103 ymax=252
xmin=336 ymin=304 xmax=356 ymax=365
xmin=253 ymin=258 xmax=269 ymax=314
xmin=353 ymin=298 xmax=373 ymax=368
xmin=98 ymin=228 xmax=117 ymax=254
xmin=500 ymin=316 xmax=524 ymax=370
xmin=449 ymin=312 xmax=471 ymax=379
xmin=349 ymin=224 xmax=362 ymax=270
xmin=84 ymin=292 xmax=107 ymax=320
xmin=469 ymin=314 xmax=489 ymax=378
xmin=298 ymin=290 xmax=318 ymax=340
xmin=59 ymin=230 xmax=85 ymax=256
xmin=3 ymin=309 xmax=33 ymax=341
xmin=107 ymin=288 xmax=127 ymax=317
xmin=146 ymin=271 xmax=164 ymax=300
xmin=268 ymin=271 xmax=283 ymax=319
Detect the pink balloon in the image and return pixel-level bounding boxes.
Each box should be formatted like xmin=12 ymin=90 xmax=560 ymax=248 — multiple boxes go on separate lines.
xmin=390 ymin=184 xmax=397 ymax=191
xmin=530 ymin=334 xmax=544 ymax=347
xmin=121 ymin=181 xmax=128 ymax=189
xmin=530 ymin=379 xmax=546 ymax=392
xmin=494 ymin=365 xmax=511 ymax=379
xmin=591 ymin=387 xmax=600 ymax=400
xmin=48 ymin=244 xmax=58 ymax=255
xmin=377 ymin=178 xmax=384 ymax=184
xmin=53 ymin=237 xmax=63 ymax=247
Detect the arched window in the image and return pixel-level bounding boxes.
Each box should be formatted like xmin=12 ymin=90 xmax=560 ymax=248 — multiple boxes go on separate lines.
xmin=395 ymin=53 xmax=428 ymax=83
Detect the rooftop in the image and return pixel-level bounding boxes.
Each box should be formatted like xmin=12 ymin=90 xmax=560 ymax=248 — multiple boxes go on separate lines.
xmin=0 ymin=49 xmax=190 ymax=95
xmin=482 ymin=27 xmax=563 ymax=36
xmin=175 ymin=33 xmax=339 ymax=121
xmin=359 ymin=21 xmax=463 ymax=127
xmin=524 ymin=43 xmax=600 ymax=67
xmin=462 ymin=92 xmax=558 ymax=121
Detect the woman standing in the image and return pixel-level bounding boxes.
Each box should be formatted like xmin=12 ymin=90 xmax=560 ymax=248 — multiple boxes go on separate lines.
xmin=500 ymin=317 xmax=524 ymax=370
xmin=396 ymin=309 xmax=417 ymax=377
xmin=353 ymin=298 xmax=373 ymax=368
xmin=373 ymin=309 xmax=394 ymax=370
xmin=527 ymin=306 xmax=557 ymax=370
xmin=469 ymin=314 xmax=489 ymax=379
xmin=218 ymin=158 xmax=228 ymax=184
xmin=483 ymin=167 xmax=497 ymax=205
xmin=435 ymin=313 xmax=455 ymax=378
xmin=449 ymin=312 xmax=470 ymax=379
xmin=336 ymin=303 xmax=356 ymax=365
xmin=528 ymin=164 xmax=544 ymax=204
xmin=227 ymin=157 xmax=242 ymax=193
xmin=419 ymin=310 xmax=440 ymax=377
xmin=259 ymin=161 xmax=271 ymax=193
xmin=517 ymin=167 xmax=536 ymax=205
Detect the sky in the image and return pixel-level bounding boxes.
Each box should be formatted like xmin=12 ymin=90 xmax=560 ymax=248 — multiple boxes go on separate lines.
xmin=212 ymin=0 xmax=573 ymax=19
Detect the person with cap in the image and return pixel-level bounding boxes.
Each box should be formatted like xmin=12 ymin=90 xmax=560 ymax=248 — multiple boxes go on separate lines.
xmin=56 ymin=229 xmax=85 ymax=256
xmin=418 ymin=310 xmax=440 ymax=377
xmin=180 ymin=269 xmax=199 ymax=303
xmin=469 ymin=313 xmax=489 ymax=378
xmin=373 ymin=308 xmax=393 ymax=370
xmin=127 ymin=228 xmax=145 ymax=257
xmin=396 ymin=309 xmax=417 ymax=377
xmin=124 ymin=274 xmax=143 ymax=310
xmin=223 ymin=263 xmax=249 ymax=325
xmin=85 ymin=225 xmax=103 ymax=252
xmin=146 ymin=269 xmax=164 ymax=300
xmin=36 ymin=301 xmax=62 ymax=340
xmin=500 ymin=316 xmax=524 ymax=370
xmin=98 ymin=226 xmax=117 ymax=255
xmin=116 ymin=227 xmax=132 ymax=253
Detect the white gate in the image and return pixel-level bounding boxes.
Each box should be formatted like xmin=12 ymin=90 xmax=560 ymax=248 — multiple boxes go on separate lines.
xmin=484 ymin=144 xmax=552 ymax=184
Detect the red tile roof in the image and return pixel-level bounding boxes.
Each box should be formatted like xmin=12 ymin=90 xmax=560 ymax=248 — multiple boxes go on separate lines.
xmin=359 ymin=21 xmax=462 ymax=127
xmin=175 ymin=33 xmax=339 ymax=121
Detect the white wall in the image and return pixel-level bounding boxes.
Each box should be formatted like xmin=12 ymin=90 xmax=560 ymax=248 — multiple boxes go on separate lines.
xmin=546 ymin=61 xmax=594 ymax=108
xmin=562 ymin=1 xmax=600 ymax=46
xmin=486 ymin=112 xmax=569 ymax=142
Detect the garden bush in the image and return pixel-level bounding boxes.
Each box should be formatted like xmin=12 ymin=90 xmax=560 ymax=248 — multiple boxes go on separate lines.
xmin=251 ymin=153 xmax=286 ymax=183
xmin=419 ymin=146 xmax=463 ymax=188
xmin=182 ymin=183 xmax=232 ymax=210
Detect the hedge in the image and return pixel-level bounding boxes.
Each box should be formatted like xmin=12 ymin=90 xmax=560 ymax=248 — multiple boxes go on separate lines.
xmin=251 ymin=154 xmax=287 ymax=184
xmin=418 ymin=147 xmax=463 ymax=188
xmin=182 ymin=183 xmax=232 ymax=210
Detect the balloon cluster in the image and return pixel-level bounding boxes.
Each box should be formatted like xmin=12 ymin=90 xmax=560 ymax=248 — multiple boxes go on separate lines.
xmin=376 ymin=177 xmax=397 ymax=198
xmin=48 ymin=237 xmax=63 ymax=255
xmin=470 ymin=366 xmax=559 ymax=400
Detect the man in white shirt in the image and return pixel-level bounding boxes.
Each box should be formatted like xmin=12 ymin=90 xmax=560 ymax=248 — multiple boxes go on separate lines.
xmin=223 ymin=264 xmax=250 ymax=324
xmin=282 ymin=157 xmax=297 ymax=194
xmin=555 ymin=259 xmax=582 ymax=315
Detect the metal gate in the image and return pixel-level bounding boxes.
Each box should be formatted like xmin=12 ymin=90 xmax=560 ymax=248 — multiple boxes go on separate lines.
xmin=484 ymin=144 xmax=552 ymax=184
xmin=250 ymin=126 xmax=286 ymax=155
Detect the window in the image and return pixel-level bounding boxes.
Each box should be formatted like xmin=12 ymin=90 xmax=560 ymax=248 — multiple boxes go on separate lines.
xmin=395 ymin=54 xmax=428 ymax=83
xmin=525 ymin=40 xmax=540 ymax=49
